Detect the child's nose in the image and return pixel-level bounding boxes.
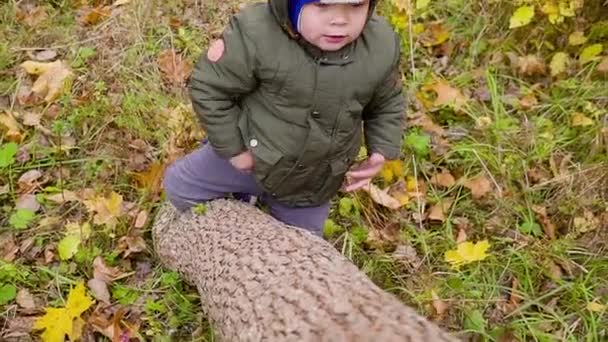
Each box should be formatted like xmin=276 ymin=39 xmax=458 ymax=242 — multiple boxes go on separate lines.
xmin=330 ymin=7 xmax=349 ymax=25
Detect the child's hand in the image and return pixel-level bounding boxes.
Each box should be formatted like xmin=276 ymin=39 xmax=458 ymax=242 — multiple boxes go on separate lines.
xmin=343 ymin=153 xmax=386 ymax=192
xmin=230 ymin=151 xmax=254 ymax=173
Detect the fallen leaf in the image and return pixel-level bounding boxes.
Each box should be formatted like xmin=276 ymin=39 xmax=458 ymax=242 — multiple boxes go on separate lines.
xmin=428 ymin=198 xmax=454 ymax=222
xmin=427 ymin=80 xmax=468 ymax=112
xmin=16 ymin=289 xmax=37 ymax=309
xmin=475 ymin=116 xmax=492 ymax=130
xmin=34 ymin=282 xmax=94 ymax=342
xmin=65 ymin=222 xmax=92 ymax=241
xmin=531 ymin=206 xmax=557 ymax=240
xmin=58 ymin=234 xmax=81 ymax=260
xmin=462 ymin=175 xmax=492 ymax=199
xmin=571 ymin=112 xmax=594 ymax=127
xmin=568 ymin=31 xmax=587 ymax=46
xmin=87 ymin=279 xmax=111 ymax=304
xmin=83 ymin=192 xmax=124 ymax=228
xmin=117 ymin=235 xmax=147 ymax=258
xmin=45 ymin=190 xmax=80 ymax=204
xmin=408 ymin=112 xmax=445 ymax=136
xmin=16 ymin=194 xmax=41 ymax=212
xmin=518 ymin=55 xmax=547 ymax=76
xmin=89 ymin=306 xmax=139 ymax=342
xmin=507 ymin=277 xmax=523 ymax=312
xmin=18 ymin=170 xmax=43 ymax=192
xmin=134 ymin=210 xmax=149 ymax=229
xmin=509 ymin=6 xmax=535 ymax=29
xmin=80 ymin=5 xmax=112 ymax=25
xmin=519 ymin=94 xmax=538 ymax=110
xmin=431 ymin=290 xmax=449 ymax=317
xmin=157 ymin=49 xmax=193 ymax=85
xmin=0 ymin=233 xmax=19 ymax=262
xmin=456 ymin=228 xmax=467 ymax=243
xmin=444 ymin=240 xmax=491 ymax=269
xmin=392 ymin=244 xmax=422 ymax=269
xmin=133 ymin=163 xmax=166 ymax=196
xmin=362 ymin=183 xmax=402 ymax=209
xmin=420 ymin=21 xmax=451 ymax=47
xmin=23 ymin=112 xmax=42 ymax=127
xmin=20 ymin=60 xmax=74 ymax=103
xmin=93 ymin=256 xmax=129 ymax=283
xmin=598 ymin=57 xmax=608 ymax=73
xmin=17 ymin=6 xmax=48 ymax=26
xmin=430 ymin=169 xmax=456 ymax=188
xmin=2 ymin=316 xmax=36 ymax=339
xmin=0 ymin=111 xmax=24 ymax=142
xmin=580 ymin=44 xmax=603 ymax=65
xmin=587 ymin=302 xmax=606 ymax=312
xmin=34 ymin=50 xmax=58 ymax=62
xmin=573 ymin=210 xmax=600 ymax=233
xmin=549 ymin=52 xmax=570 ymax=77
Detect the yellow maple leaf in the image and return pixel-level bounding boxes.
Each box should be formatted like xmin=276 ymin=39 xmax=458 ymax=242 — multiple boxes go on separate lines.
xmin=587 ymin=302 xmax=606 ymax=312
xmin=444 ymin=240 xmax=490 ymax=269
xmin=34 ymin=282 xmax=94 ymax=342
xmin=571 ymin=112 xmax=594 ymax=127
xmin=509 ymin=6 xmax=535 ymax=29
xmin=83 ymin=192 xmax=123 ymax=227
xmin=0 ymin=111 xmax=24 ymax=142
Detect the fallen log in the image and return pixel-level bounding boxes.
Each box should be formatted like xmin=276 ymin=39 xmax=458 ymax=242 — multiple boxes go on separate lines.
xmin=152 ymin=199 xmax=460 ymax=341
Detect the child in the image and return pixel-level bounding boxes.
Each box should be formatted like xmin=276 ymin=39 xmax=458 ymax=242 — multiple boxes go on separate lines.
xmin=163 ymin=0 xmax=405 ymax=235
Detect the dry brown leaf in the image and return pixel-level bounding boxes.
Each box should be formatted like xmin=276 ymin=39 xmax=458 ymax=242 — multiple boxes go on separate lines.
xmin=33 ymin=50 xmax=58 ymax=62
xmin=157 ymin=49 xmax=193 ymax=85
xmin=408 ymin=112 xmax=445 ymax=136
xmin=518 ymin=55 xmax=547 ymax=76
xmin=20 ymin=60 xmax=73 ymax=103
xmin=80 ymin=5 xmax=112 ymax=25
xmin=362 ymin=183 xmax=402 ymax=209
xmin=430 ymin=169 xmax=456 ymax=188
xmin=2 ymin=316 xmax=36 ymax=339
xmin=83 ymin=192 xmax=124 ymax=228
xmin=93 ymin=257 xmax=129 ymax=283
xmin=598 ymin=57 xmax=608 ymax=73
xmin=519 ymin=94 xmax=538 ymax=110
xmin=0 ymin=233 xmax=19 ymax=262
xmin=0 ymin=111 xmax=24 ymax=142
xmin=507 ymin=277 xmax=523 ymax=312
xmin=456 ymin=228 xmax=467 ymax=243
xmin=427 ymin=198 xmax=454 ymax=222
xmin=16 ymin=289 xmax=37 ymax=310
xmin=392 ymin=244 xmax=422 ymax=270
xmin=117 ymin=235 xmax=147 ymax=259
xmin=17 ymin=6 xmax=48 ymax=26
xmin=18 ymin=170 xmax=43 ymax=193
xmin=462 ymin=175 xmax=493 ymax=199
xmin=88 ymin=278 xmax=111 ymax=304
xmin=134 ymin=210 xmax=149 ymax=229
xmin=427 ymin=80 xmax=468 ymax=112
xmin=532 ymin=206 xmax=556 ymax=240
xmin=16 ymin=194 xmax=41 ymax=212
xmin=431 ymin=290 xmax=449 ymax=317
xmin=88 ymin=306 xmax=139 ymax=342
xmin=22 ymin=112 xmax=42 ymax=127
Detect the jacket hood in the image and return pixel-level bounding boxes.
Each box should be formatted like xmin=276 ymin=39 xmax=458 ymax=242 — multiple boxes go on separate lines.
xmin=268 ymin=0 xmax=377 ymax=38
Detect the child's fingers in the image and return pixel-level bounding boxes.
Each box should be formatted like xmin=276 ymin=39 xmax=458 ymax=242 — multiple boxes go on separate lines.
xmin=346 ymin=165 xmax=382 ymax=179
xmin=344 ymin=177 xmax=371 ymax=192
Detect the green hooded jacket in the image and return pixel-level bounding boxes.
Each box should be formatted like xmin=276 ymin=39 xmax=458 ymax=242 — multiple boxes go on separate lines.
xmin=189 ymin=0 xmax=405 ymax=207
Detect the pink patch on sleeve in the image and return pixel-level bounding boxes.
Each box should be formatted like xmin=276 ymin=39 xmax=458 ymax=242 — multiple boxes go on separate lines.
xmin=207 ymin=39 xmax=225 ymax=62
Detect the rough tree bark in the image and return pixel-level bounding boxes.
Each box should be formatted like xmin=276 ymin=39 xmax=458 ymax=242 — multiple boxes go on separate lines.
xmin=152 ymin=199 xmax=460 ymax=342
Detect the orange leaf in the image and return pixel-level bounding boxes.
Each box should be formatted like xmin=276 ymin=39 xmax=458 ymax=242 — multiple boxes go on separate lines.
xmin=157 ymin=49 xmax=193 ymax=85
xmin=430 ymin=169 xmax=456 ymax=188
xmin=427 ymin=80 xmax=468 ymax=112
xmin=80 ymin=5 xmax=111 ymax=26
xmin=462 ymin=175 xmax=492 ymax=199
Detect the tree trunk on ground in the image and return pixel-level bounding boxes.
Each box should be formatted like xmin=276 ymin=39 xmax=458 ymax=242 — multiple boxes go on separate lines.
xmin=152 ymin=200 xmax=460 ymax=342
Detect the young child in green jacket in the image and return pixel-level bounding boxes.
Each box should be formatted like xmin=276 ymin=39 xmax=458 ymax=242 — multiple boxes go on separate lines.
xmin=163 ymin=0 xmax=405 ymax=235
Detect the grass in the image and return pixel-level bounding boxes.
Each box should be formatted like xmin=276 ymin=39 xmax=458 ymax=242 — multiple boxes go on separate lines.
xmin=0 ymin=0 xmax=607 ymax=341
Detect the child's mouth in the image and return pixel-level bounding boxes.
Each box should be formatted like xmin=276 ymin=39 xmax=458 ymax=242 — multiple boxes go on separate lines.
xmin=323 ymin=35 xmax=347 ymax=44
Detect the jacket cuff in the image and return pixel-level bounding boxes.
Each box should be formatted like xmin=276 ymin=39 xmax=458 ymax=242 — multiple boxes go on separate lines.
xmin=211 ymin=141 xmax=247 ymax=160
xmin=368 ymin=144 xmax=401 ymax=160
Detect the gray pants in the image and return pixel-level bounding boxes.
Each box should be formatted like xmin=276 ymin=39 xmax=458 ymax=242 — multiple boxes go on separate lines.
xmin=162 ymin=143 xmax=330 ymax=235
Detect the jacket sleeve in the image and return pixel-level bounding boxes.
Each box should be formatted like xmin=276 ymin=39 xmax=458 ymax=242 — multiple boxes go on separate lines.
xmin=362 ymin=34 xmax=405 ymax=160
xmin=189 ymin=15 xmax=258 ymax=159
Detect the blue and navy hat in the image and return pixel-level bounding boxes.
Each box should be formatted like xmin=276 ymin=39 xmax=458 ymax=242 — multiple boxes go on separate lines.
xmin=288 ymin=0 xmax=365 ymax=32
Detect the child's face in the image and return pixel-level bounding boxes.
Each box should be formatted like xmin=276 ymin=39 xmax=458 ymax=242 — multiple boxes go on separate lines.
xmin=299 ymin=1 xmax=370 ymax=52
